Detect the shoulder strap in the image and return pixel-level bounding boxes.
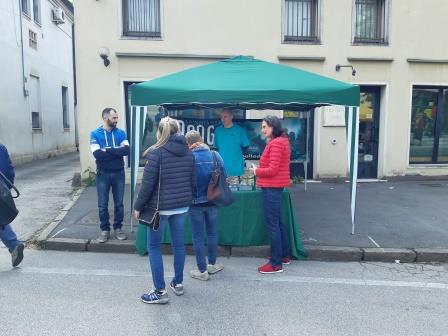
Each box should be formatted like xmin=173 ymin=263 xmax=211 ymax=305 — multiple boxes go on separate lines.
xmin=211 ymin=150 xmax=219 ymax=170
xmin=0 ymin=171 xmax=20 ymax=198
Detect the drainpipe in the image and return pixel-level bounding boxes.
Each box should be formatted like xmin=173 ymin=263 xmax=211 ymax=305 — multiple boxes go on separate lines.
xmin=72 ymin=22 xmax=79 ymax=152
xmin=18 ymin=0 xmax=27 ymax=97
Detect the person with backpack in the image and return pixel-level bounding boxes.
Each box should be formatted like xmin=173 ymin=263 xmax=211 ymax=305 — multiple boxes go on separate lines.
xmin=185 ymin=130 xmax=226 ymax=281
xmin=0 ymin=144 xmax=24 ymax=267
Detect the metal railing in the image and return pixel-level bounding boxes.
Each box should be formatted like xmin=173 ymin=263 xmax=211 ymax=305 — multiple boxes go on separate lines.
xmin=354 ymin=0 xmax=387 ymax=44
xmin=283 ymin=0 xmax=319 ymax=42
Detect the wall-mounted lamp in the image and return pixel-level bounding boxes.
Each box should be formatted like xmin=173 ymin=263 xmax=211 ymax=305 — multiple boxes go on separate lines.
xmin=335 ymin=64 xmax=356 ymax=76
xmin=99 ymin=47 xmax=110 ymax=67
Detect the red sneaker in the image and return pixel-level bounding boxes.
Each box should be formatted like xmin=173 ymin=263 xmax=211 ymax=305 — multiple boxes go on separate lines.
xmin=258 ymin=262 xmax=283 ymax=274
xmin=268 ymin=257 xmax=291 ymax=265
xmin=282 ymin=257 xmax=291 ymax=265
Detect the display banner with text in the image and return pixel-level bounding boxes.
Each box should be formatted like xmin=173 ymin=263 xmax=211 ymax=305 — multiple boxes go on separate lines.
xmin=137 ymin=108 xmax=307 ymax=165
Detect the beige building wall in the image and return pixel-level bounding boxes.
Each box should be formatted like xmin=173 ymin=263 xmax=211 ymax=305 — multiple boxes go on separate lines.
xmin=75 ymin=0 xmax=448 ymax=178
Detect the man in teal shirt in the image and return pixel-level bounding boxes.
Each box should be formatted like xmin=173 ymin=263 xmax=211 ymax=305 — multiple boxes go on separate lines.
xmin=214 ymin=110 xmax=250 ymax=176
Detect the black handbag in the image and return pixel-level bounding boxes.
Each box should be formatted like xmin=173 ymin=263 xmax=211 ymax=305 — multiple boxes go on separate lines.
xmin=207 ymin=151 xmax=235 ymax=207
xmin=139 ymin=154 xmax=161 ymax=231
xmin=0 ymin=171 xmax=20 ymax=227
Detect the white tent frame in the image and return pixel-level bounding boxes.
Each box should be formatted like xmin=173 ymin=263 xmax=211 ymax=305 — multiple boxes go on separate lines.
xmin=129 ymin=105 xmax=360 ymax=235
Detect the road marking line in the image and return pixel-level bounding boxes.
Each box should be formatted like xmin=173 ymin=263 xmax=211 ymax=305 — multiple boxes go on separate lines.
xmin=12 ymin=267 xmax=448 ymax=290
xmin=50 ymin=228 xmax=67 ymax=238
xmin=368 ymin=236 xmax=384 ymax=251
xmin=18 ymin=267 xmax=148 ymax=277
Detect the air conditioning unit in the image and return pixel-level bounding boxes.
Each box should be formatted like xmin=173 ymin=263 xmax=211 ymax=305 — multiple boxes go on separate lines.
xmin=52 ymin=7 xmax=65 ymax=24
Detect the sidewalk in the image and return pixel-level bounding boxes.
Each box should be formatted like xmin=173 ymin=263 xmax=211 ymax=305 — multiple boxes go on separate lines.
xmin=37 ymin=180 xmax=448 ymax=262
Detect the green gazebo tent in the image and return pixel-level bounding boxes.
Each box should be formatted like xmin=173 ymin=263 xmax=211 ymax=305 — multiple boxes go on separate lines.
xmin=130 ymin=56 xmax=360 ymax=234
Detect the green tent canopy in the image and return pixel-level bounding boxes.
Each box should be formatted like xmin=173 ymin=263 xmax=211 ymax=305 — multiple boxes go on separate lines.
xmin=130 ymin=56 xmax=360 ymax=234
xmin=132 ymin=56 xmax=359 ymax=108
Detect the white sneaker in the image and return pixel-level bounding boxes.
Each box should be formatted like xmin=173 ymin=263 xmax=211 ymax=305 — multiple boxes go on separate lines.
xmin=190 ymin=269 xmax=210 ymax=281
xmin=114 ymin=229 xmax=127 ymax=240
xmin=207 ymin=263 xmax=224 ymax=274
xmin=97 ymin=231 xmax=110 ymax=243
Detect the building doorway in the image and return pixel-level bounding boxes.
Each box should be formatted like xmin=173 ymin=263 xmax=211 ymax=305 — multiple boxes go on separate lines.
xmin=358 ymin=86 xmax=381 ymax=178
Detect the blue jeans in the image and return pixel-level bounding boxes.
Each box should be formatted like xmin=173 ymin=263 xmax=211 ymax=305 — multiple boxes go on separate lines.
xmin=189 ymin=206 xmax=219 ymax=273
xmin=0 ymin=224 xmax=21 ymax=252
xmin=261 ymin=188 xmax=290 ymax=267
xmin=147 ymin=213 xmax=186 ymax=290
xmin=96 ymin=170 xmax=125 ymax=231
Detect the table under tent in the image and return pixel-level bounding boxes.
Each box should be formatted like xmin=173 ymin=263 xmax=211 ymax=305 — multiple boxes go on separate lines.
xmin=129 ymin=56 xmax=360 ymax=258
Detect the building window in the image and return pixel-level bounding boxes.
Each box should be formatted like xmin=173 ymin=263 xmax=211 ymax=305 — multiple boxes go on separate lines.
xmin=409 ymin=87 xmax=448 ymax=164
xmin=122 ymin=0 xmax=161 ymax=38
xmin=283 ymin=0 xmax=319 ymax=43
xmin=29 ymin=76 xmax=42 ymax=130
xmin=33 ymin=0 xmax=41 ymax=24
xmin=353 ymin=0 xmax=388 ymax=44
xmin=21 ymin=0 xmax=30 ymax=16
xmin=29 ymin=30 xmax=37 ymax=49
xmin=32 ymin=112 xmax=41 ymax=129
xmin=62 ymin=86 xmax=70 ymax=129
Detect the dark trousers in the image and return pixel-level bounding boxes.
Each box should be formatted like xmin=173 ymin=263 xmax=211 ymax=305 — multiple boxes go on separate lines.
xmin=0 ymin=224 xmax=21 ymax=252
xmin=96 ymin=170 xmax=125 ymax=231
xmin=262 ymin=187 xmax=290 ymax=267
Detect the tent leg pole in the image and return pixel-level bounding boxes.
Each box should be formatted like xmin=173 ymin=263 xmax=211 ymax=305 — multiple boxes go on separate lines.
xmin=304 ymin=160 xmax=307 ymax=191
xmin=350 ymin=106 xmax=359 ymax=235
xmin=304 ymin=110 xmax=310 ymax=191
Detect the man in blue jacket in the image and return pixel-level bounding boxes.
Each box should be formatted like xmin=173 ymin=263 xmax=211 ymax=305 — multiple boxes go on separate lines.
xmin=90 ymin=108 xmax=130 ymax=243
xmin=0 ymin=144 xmax=25 ymax=267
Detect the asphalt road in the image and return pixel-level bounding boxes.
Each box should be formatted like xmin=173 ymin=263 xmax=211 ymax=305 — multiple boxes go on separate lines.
xmin=1 ymin=249 xmax=448 ymax=336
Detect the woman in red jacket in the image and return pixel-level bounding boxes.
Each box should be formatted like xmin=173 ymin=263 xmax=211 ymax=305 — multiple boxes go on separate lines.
xmin=250 ymin=116 xmax=291 ymax=274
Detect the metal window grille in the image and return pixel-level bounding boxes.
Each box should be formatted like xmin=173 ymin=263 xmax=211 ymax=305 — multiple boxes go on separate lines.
xmin=29 ymin=30 xmax=37 ymax=49
xmin=354 ymin=0 xmax=387 ymax=44
xmin=283 ymin=0 xmax=318 ymax=42
xmin=123 ymin=0 xmax=161 ymax=38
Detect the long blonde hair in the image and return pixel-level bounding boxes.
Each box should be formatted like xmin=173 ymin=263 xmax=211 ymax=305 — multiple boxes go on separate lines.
xmin=143 ymin=116 xmax=179 ymax=156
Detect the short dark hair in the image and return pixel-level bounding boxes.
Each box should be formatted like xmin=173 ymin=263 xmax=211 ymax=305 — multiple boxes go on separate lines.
xmin=102 ymin=107 xmax=117 ymax=119
xmin=263 ymin=115 xmax=285 ymax=138
xmin=221 ymin=109 xmax=233 ymax=115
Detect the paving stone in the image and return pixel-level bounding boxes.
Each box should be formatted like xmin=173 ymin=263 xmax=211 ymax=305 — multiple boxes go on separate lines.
xmin=157 ymin=244 xmax=231 ymax=257
xmin=362 ymin=248 xmax=416 ymax=263
xmin=414 ymin=248 xmax=448 ymax=263
xmin=305 ymin=245 xmax=363 ymax=261
xmin=45 ymin=238 xmax=88 ymax=252
xmin=88 ymin=240 xmax=136 ymax=253
xmin=231 ymin=246 xmax=270 ymax=258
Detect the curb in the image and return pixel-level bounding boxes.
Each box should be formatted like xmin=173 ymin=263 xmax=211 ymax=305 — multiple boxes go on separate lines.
xmin=45 ymin=238 xmax=89 ymax=252
xmin=35 ymin=239 xmax=448 ymax=263
xmin=31 ymin=187 xmax=448 ymax=263
xmin=362 ymin=247 xmax=416 ymax=263
xmin=413 ymin=248 xmax=448 ymax=263
xmin=306 ymin=246 xmax=363 ymax=262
